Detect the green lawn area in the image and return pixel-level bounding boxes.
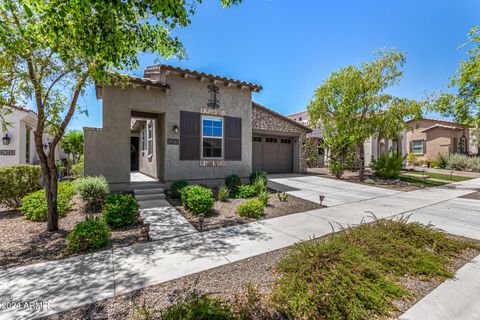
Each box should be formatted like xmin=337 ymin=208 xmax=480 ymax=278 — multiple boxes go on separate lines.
xmin=407 ymin=171 xmax=472 ymax=182
xmin=399 ymin=175 xmax=448 ymax=187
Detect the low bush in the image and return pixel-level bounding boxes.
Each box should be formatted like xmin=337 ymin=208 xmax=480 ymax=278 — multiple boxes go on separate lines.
xmin=75 ymin=176 xmax=110 ymax=210
xmin=170 ymin=179 xmax=189 ymax=199
xmin=20 ymin=182 xmax=75 ymax=221
xmin=159 ymin=293 xmax=238 ymax=320
xmin=435 ymin=153 xmax=448 ymax=169
xmin=277 ymin=192 xmax=288 ymax=202
xmin=225 ymin=175 xmax=241 ymax=193
xmin=236 ymin=198 xmax=264 ymax=219
xmin=372 ymin=149 xmax=405 ymax=179
xmin=258 ymin=190 xmax=270 ymax=206
xmin=233 ymin=184 xmax=256 ymax=199
xmin=249 ymin=170 xmax=267 ymax=184
xmin=0 ymin=165 xmax=41 ymax=208
xmin=66 ymin=218 xmax=111 ymax=253
xmin=406 ymin=152 xmax=418 ymax=166
xmin=328 ymin=160 xmax=344 ymax=179
xmin=217 ymin=185 xmax=229 ymax=202
xmin=180 ymin=185 xmax=214 ymax=215
xmin=102 ymin=193 xmax=138 ymax=227
xmin=71 ymin=156 xmax=84 ymax=178
xmin=251 ymin=176 xmax=267 ymax=195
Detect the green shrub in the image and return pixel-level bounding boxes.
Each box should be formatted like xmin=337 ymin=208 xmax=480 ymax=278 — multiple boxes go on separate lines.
xmin=251 ymin=176 xmax=267 ymax=195
xmin=328 ymin=160 xmax=344 ymax=178
xmin=277 ymin=192 xmax=288 ymax=202
xmin=447 ymin=153 xmax=471 ymax=171
xmin=71 ymin=156 xmax=84 ymax=178
xmin=160 ymin=293 xmax=238 ymax=320
xmin=258 ymin=190 xmax=270 ymax=206
xmin=74 ymin=176 xmax=110 ymax=210
xmin=180 ymin=185 xmax=214 ymax=215
xmin=66 ymin=218 xmax=111 ymax=253
xmin=249 ymin=170 xmax=267 ymax=184
xmin=102 ymin=193 xmax=138 ymax=227
xmin=170 ymin=179 xmax=189 ymax=199
xmin=406 ymin=152 xmax=418 ymax=166
xmin=0 ymin=165 xmax=41 ymax=208
xmin=217 ymin=185 xmax=229 ymax=202
xmin=20 ymin=182 xmax=75 ymax=221
xmin=236 ymin=198 xmax=264 ymax=219
xmin=233 ymin=184 xmax=256 ymax=199
xmin=372 ymin=149 xmax=405 ymax=179
xmin=225 ymin=175 xmax=241 ymax=193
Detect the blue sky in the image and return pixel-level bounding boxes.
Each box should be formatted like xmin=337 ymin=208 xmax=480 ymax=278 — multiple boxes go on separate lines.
xmin=68 ymin=0 xmax=480 ymax=130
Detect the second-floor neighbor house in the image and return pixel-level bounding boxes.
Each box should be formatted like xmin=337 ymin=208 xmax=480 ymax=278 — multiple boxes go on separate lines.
xmin=288 ymin=110 xmax=325 ymax=167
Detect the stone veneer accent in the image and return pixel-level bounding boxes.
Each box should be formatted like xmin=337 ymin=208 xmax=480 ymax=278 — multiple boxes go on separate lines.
xmin=252 ymin=103 xmax=310 ymax=173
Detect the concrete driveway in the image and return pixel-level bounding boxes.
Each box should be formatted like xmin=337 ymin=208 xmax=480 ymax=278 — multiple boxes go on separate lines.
xmin=267 ymin=173 xmax=400 ymax=207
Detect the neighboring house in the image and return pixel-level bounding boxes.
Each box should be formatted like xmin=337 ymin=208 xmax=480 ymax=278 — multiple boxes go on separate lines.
xmin=0 ymin=105 xmax=64 ymax=167
xmin=405 ymin=118 xmax=469 ymax=161
xmin=84 ymin=64 xmax=311 ymax=191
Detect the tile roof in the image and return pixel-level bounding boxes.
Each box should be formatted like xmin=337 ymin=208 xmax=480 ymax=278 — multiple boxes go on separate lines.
xmin=144 ymin=64 xmax=262 ymax=92
xmin=5 ymin=105 xmax=38 ymax=116
xmin=420 ymin=124 xmax=464 ymax=132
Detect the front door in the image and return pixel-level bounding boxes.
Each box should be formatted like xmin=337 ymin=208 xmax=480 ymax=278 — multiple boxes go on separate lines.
xmin=130 ymin=137 xmax=139 ymax=171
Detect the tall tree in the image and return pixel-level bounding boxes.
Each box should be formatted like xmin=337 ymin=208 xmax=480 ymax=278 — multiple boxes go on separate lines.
xmin=308 ymin=49 xmax=423 ymax=180
xmin=0 ymin=0 xmax=240 ymax=231
xmin=60 ymin=130 xmax=84 ymax=159
xmin=433 ymin=26 xmax=480 ymax=153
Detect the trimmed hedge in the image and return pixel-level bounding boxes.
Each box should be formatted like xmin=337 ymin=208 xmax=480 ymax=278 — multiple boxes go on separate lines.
xmin=20 ymin=182 xmax=75 ymax=221
xmin=236 ymin=198 xmax=264 ymax=219
xmin=66 ymin=218 xmax=111 ymax=253
xmin=0 ymin=165 xmax=41 ymax=208
xmin=180 ymin=185 xmax=214 ymax=215
xmin=102 ymin=194 xmax=138 ymax=228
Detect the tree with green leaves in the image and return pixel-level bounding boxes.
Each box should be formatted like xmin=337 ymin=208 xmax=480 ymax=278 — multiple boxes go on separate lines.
xmin=60 ymin=130 xmax=83 ymax=159
xmin=308 ymin=49 xmax=423 ymax=180
xmin=433 ymin=27 xmax=480 ymax=154
xmin=0 ymin=0 xmax=240 ymax=231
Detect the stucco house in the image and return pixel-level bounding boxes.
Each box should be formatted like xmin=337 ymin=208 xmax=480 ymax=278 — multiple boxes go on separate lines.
xmin=0 ymin=105 xmax=64 ymax=167
xmin=84 ymin=64 xmax=311 ymax=191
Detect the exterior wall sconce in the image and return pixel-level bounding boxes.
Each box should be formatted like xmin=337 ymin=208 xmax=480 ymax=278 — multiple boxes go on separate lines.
xmin=173 ymin=124 xmax=179 ymax=134
xmin=2 ymin=133 xmax=10 ymax=145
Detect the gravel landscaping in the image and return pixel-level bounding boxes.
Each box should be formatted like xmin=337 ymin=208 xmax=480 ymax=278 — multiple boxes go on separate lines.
xmin=48 ymin=225 xmax=480 ymax=320
xmin=0 ymin=195 xmax=147 ymax=269
xmin=461 ymin=192 xmax=480 ymax=200
xmin=169 ymin=192 xmax=323 ymax=231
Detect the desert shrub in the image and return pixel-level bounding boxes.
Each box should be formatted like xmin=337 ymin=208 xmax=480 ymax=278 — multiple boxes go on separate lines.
xmin=371 ymin=149 xmax=404 ymax=179
xmin=75 ymin=176 xmax=110 ymax=210
xmin=406 ymin=152 xmax=418 ymax=166
xmin=249 ymin=170 xmax=267 ymax=184
xmin=170 ymin=179 xmax=189 ymax=199
xmin=277 ymin=192 xmax=288 ymax=202
xmin=20 ymin=182 xmax=75 ymax=221
xmin=364 ymin=178 xmax=376 ymax=184
xmin=328 ymin=160 xmax=344 ymax=179
xmin=0 ymin=165 xmax=41 ymax=208
xmin=251 ymin=176 xmax=267 ymax=195
xmin=469 ymin=156 xmax=480 ymax=172
xmin=160 ymin=293 xmax=238 ymax=320
xmin=66 ymin=218 xmax=111 ymax=253
xmin=435 ymin=153 xmax=448 ymax=169
xmin=180 ymin=185 xmax=214 ymax=215
xmin=217 ymin=185 xmax=229 ymax=202
xmin=225 ymin=175 xmax=241 ymax=193
xmin=258 ymin=190 xmax=270 ymax=206
xmin=102 ymin=193 xmax=138 ymax=227
xmin=233 ymin=184 xmax=256 ymax=199
xmin=447 ymin=153 xmax=470 ymax=171
xmin=236 ymin=198 xmax=264 ymax=219
xmin=71 ymin=156 xmax=84 ymax=178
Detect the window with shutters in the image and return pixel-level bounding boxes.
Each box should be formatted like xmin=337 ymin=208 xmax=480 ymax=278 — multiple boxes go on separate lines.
xmin=412 ymin=140 xmax=424 ymax=154
xmin=202 ymin=116 xmax=223 ymax=158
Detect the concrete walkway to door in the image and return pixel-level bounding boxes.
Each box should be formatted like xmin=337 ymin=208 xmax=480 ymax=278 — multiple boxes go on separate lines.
xmin=1 ymin=177 xmax=479 ymax=319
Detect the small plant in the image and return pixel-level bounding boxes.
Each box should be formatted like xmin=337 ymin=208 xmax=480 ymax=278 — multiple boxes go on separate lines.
xmin=233 ymin=184 xmax=257 ymax=199
xmin=236 ymin=198 xmax=264 ymax=219
xmin=225 ymin=174 xmax=241 ymax=193
xmin=251 ymin=176 xmax=267 ymax=195
xmin=0 ymin=165 xmax=41 ymax=208
xmin=71 ymin=155 xmax=84 ymax=178
xmin=170 ymin=179 xmax=189 ymax=199
xmin=217 ymin=185 xmax=229 ymax=202
xmin=372 ymin=148 xmax=405 ymax=179
xmin=180 ymin=185 xmax=214 ymax=215
xmin=249 ymin=170 xmax=267 ymax=184
xmin=20 ymin=182 xmax=75 ymax=221
xmin=328 ymin=159 xmax=344 ymax=178
xmin=406 ymin=152 xmax=418 ymax=166
xmin=258 ymin=190 xmax=270 ymax=206
xmin=74 ymin=176 xmax=110 ymax=211
xmin=66 ymin=218 xmax=111 ymax=253
xmin=277 ymin=192 xmax=288 ymax=202
xmin=102 ymin=194 xmax=138 ymax=227
xmin=364 ymin=178 xmax=376 ymax=184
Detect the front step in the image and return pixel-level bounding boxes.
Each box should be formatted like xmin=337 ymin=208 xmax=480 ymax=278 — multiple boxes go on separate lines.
xmin=135 ymin=193 xmax=166 ymax=201
xmin=134 ymin=188 xmax=165 ymax=195
xmin=131 ymin=182 xmax=166 ymax=190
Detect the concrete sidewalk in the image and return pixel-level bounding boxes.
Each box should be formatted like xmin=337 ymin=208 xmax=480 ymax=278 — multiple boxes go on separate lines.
xmin=0 ymin=178 xmax=479 ymax=319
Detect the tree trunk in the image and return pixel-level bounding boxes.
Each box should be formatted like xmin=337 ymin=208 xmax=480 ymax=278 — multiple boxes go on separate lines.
xmin=358 ymin=141 xmax=365 ymax=181
xmin=45 ymin=152 xmax=59 ymax=231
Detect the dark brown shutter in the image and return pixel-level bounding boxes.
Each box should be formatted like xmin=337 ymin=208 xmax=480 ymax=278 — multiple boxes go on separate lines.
xmin=423 ymin=140 xmax=426 ymax=154
xmin=409 ymin=141 xmax=413 ymax=153
xmin=224 ymin=116 xmax=242 ymax=161
xmin=180 ymin=111 xmax=200 ymax=160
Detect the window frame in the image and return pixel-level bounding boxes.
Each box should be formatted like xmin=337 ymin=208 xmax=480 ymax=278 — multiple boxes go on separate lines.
xmin=411 ymin=140 xmax=424 ymax=155
xmin=147 ymin=121 xmax=153 ymax=158
xmin=25 ymin=126 xmax=31 ymax=163
xmin=201 ymin=115 xmax=223 ymax=159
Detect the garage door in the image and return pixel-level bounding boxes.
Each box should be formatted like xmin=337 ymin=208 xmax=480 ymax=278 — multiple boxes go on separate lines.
xmin=252 ymin=135 xmax=293 ymax=173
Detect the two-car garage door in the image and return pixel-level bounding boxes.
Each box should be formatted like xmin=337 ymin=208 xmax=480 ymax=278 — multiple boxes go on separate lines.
xmin=252 ymin=135 xmax=293 ymax=173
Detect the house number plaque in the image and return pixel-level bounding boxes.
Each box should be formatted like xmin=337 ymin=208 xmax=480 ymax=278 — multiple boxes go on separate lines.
xmin=167 ymin=138 xmax=179 ymax=145
xmin=0 ymin=150 xmax=15 ymax=155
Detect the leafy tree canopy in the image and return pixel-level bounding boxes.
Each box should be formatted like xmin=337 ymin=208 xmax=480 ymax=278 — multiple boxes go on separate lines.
xmin=60 ymin=130 xmax=83 ymax=157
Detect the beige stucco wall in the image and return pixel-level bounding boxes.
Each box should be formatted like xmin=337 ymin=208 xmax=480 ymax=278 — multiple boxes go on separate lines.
xmin=406 ymin=119 xmax=469 ymax=161
xmin=85 ymin=74 xmax=253 ymax=189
